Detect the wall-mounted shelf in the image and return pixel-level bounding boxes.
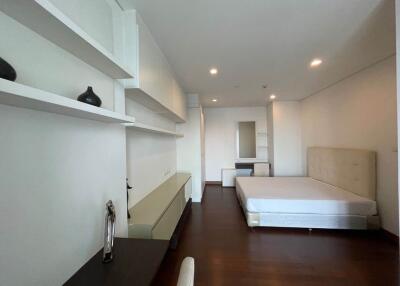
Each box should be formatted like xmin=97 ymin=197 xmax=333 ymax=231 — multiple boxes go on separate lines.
xmin=0 ymin=0 xmax=134 ymax=79
xmin=126 ymin=88 xmax=185 ymax=123
xmin=124 ymin=121 xmax=183 ymax=137
xmin=0 ymin=79 xmax=135 ymax=123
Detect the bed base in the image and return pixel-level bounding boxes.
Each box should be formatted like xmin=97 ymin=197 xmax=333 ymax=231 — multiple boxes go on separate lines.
xmin=236 ymin=191 xmax=380 ymax=230
xmin=245 ymin=211 xmax=380 ymax=230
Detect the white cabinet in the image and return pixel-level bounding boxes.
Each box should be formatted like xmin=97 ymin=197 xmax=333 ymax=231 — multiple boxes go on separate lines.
xmin=123 ymin=12 xmax=186 ymax=123
xmin=222 ymin=168 xmax=237 ymax=187
xmin=184 ymin=177 xmax=192 ymax=202
xmin=172 ymin=78 xmax=187 ymax=121
xmin=128 ymin=173 xmax=191 ymax=240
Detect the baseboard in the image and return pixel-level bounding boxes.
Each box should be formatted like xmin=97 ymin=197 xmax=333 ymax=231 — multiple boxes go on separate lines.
xmin=380 ymin=228 xmax=399 ymax=244
xmin=205 ymin=181 xmax=222 ymax=185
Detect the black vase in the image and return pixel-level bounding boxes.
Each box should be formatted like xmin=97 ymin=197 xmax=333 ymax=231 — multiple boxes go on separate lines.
xmin=0 ymin=57 xmax=17 ymax=81
xmin=77 ymin=86 xmax=102 ymax=107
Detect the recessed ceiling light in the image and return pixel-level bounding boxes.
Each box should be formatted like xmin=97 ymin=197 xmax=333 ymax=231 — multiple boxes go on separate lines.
xmin=212 ymin=99 xmax=218 ymax=102
xmin=209 ymin=68 xmax=218 ymax=75
xmin=310 ymin=58 xmax=323 ymax=68
xmin=270 ymin=94 xmax=276 ymax=100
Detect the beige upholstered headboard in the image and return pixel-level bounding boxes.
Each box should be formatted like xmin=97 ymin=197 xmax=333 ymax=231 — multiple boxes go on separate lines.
xmin=307 ymin=147 xmax=376 ymax=200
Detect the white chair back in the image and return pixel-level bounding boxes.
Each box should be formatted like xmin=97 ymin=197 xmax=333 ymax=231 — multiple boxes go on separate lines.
xmin=253 ymin=163 xmax=270 ymax=177
xmin=177 ymin=257 xmax=195 ymax=286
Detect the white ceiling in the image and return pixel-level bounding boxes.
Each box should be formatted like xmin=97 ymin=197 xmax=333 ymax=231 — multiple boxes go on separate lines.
xmin=118 ymin=0 xmax=395 ymax=107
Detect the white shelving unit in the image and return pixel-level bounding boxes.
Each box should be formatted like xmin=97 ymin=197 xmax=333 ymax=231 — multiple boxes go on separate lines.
xmin=125 ymin=89 xmax=185 ymax=123
xmin=123 ymin=12 xmax=186 ymax=123
xmin=0 ymin=79 xmax=135 ymax=123
xmin=124 ymin=121 xmax=184 ymax=137
xmin=256 ymin=130 xmax=268 ymax=160
xmin=0 ymin=0 xmax=134 ymax=79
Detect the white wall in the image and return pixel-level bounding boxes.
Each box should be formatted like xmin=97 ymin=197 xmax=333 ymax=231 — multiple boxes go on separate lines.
xmin=126 ymin=131 xmax=177 ymax=207
xmin=204 ymin=106 xmax=267 ymax=181
xmin=0 ymin=107 xmax=127 ymax=286
xmin=126 ymin=96 xmax=178 ymax=208
xmin=270 ymin=101 xmax=303 ymax=176
xmin=176 ymin=106 xmax=205 ymax=202
xmin=200 ymin=106 xmax=206 ymax=192
xmin=301 ymin=56 xmax=398 ymax=235
xmin=0 ymin=2 xmax=129 ymax=285
xmin=396 ymin=0 xmax=400 ymax=239
xmin=267 ymin=103 xmax=274 ymax=175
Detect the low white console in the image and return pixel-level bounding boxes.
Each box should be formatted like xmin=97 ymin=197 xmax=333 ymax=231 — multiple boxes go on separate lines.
xmin=222 ymin=162 xmax=270 ymax=187
xmin=128 ymin=173 xmax=192 ymax=243
xmin=222 ymin=168 xmax=237 ymax=187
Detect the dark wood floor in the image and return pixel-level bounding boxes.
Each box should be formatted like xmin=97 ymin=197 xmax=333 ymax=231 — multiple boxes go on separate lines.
xmin=153 ymin=185 xmax=399 ymax=286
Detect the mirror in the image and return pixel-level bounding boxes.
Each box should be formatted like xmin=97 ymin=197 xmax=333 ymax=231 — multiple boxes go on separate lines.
xmin=237 ymin=121 xmax=256 ymax=159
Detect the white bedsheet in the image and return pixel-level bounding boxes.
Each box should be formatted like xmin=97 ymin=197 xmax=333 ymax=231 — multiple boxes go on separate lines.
xmin=236 ymin=177 xmax=377 ymax=216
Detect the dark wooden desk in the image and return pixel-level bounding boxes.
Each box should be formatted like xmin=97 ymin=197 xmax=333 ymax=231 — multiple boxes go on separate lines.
xmin=64 ymin=238 xmax=169 ymax=286
xmin=235 ymin=162 xmax=270 ymax=170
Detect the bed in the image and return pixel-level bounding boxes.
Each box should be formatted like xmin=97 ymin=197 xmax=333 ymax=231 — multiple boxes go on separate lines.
xmin=236 ymin=147 xmax=380 ymax=230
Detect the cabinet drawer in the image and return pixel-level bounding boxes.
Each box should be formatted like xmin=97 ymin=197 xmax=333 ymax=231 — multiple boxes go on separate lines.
xmin=179 ymin=187 xmax=186 ymax=214
xmin=152 ymin=194 xmax=181 ymax=240
xmin=184 ymin=178 xmax=192 ymax=202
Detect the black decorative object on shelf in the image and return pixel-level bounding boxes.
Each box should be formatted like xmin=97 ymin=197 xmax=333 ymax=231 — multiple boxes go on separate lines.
xmin=77 ymin=86 xmax=102 ymax=107
xmin=0 ymin=57 xmax=17 ymax=81
xmin=126 ymin=178 xmax=133 ymax=219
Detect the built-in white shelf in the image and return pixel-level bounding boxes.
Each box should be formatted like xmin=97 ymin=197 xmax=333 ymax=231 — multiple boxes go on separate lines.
xmin=126 ymin=88 xmax=185 ymax=123
xmin=257 ymin=145 xmax=268 ymax=148
xmin=125 ymin=121 xmax=184 ymax=137
xmin=0 ymin=79 xmax=135 ymax=123
xmin=0 ymin=0 xmax=134 ymax=79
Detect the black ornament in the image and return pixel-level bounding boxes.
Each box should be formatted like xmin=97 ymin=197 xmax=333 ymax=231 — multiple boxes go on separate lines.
xmin=77 ymin=86 xmax=102 ymax=107
xmin=0 ymin=57 xmax=17 ymax=81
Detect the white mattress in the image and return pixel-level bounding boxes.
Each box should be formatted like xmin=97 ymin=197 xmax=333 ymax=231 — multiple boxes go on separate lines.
xmin=236 ymin=177 xmax=377 ymax=216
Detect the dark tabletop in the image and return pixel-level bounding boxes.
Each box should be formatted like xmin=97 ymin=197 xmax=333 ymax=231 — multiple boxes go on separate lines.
xmin=64 ymin=238 xmax=169 ymax=286
xmin=235 ymin=162 xmax=270 ymax=169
